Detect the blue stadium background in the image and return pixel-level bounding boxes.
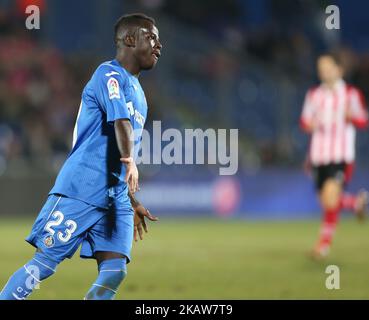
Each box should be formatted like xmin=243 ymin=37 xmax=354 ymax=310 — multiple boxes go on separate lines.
xmin=0 ymin=0 xmax=369 ymax=218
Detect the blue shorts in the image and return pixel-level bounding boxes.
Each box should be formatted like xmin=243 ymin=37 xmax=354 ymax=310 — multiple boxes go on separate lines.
xmin=25 ymin=194 xmax=134 ymax=264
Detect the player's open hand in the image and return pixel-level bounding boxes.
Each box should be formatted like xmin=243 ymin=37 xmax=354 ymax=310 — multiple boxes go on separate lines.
xmin=121 ymin=157 xmax=139 ymax=193
xmin=134 ymin=204 xmax=159 ymax=241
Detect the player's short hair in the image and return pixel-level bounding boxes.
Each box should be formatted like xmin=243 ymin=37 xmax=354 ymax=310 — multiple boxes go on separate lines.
xmin=319 ymin=52 xmax=343 ymax=67
xmin=114 ymin=13 xmax=156 ymax=44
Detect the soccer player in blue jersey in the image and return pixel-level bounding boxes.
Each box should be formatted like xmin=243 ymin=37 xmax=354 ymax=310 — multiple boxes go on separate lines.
xmin=0 ymin=13 xmax=161 ymax=300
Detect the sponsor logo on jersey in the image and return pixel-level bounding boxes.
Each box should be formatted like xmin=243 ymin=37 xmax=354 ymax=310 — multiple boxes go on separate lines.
xmin=134 ymin=110 xmax=145 ymax=127
xmin=126 ymin=101 xmax=145 ymax=127
xmin=107 ymin=77 xmax=120 ymax=99
xmin=126 ymin=101 xmax=134 ymax=116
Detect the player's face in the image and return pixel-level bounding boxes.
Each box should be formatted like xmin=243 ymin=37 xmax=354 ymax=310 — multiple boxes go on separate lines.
xmin=135 ymin=24 xmax=162 ymax=70
xmin=317 ymin=56 xmax=342 ymax=85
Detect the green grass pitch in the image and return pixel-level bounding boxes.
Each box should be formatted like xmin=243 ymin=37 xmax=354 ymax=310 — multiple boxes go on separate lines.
xmin=1 ymin=217 xmax=369 ymax=299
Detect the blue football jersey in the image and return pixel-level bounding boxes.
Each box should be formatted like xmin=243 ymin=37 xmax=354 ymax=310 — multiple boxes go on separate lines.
xmin=50 ymin=59 xmax=148 ymax=209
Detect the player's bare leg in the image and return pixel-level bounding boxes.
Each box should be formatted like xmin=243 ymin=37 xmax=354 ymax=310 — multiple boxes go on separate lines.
xmin=320 ymin=178 xmax=342 ymax=210
xmin=84 ymin=251 xmax=127 ymax=300
xmin=310 ymin=178 xmax=342 ymax=260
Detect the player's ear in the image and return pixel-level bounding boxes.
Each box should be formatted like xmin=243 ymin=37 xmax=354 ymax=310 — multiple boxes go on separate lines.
xmin=123 ymin=35 xmax=136 ymax=48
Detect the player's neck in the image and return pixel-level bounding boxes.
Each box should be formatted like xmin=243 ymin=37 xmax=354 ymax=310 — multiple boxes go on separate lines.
xmin=323 ymin=78 xmax=342 ymax=90
xmin=115 ymin=52 xmax=140 ymax=78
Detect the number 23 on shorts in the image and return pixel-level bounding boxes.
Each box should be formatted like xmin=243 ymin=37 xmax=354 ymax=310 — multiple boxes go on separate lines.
xmin=44 ymin=211 xmax=77 ymax=243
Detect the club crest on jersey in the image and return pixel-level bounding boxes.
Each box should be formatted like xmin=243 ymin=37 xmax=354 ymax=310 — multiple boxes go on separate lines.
xmin=107 ymin=77 xmax=120 ymax=99
xmin=43 ymin=235 xmax=55 ymax=248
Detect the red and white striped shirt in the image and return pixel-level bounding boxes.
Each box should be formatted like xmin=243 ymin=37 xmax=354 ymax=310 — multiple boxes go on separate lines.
xmin=300 ymin=80 xmax=368 ymax=166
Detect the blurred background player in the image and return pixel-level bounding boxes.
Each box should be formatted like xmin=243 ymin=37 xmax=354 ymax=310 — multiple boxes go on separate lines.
xmin=300 ymin=53 xmax=369 ymax=259
xmin=0 ymin=13 xmax=160 ymax=300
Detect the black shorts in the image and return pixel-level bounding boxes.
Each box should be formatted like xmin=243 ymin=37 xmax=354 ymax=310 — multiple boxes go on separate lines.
xmin=312 ymin=162 xmax=349 ymax=191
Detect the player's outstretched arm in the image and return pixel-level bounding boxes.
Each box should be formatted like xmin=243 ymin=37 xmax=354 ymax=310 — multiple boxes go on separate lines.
xmin=114 ymin=118 xmax=139 ymax=193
